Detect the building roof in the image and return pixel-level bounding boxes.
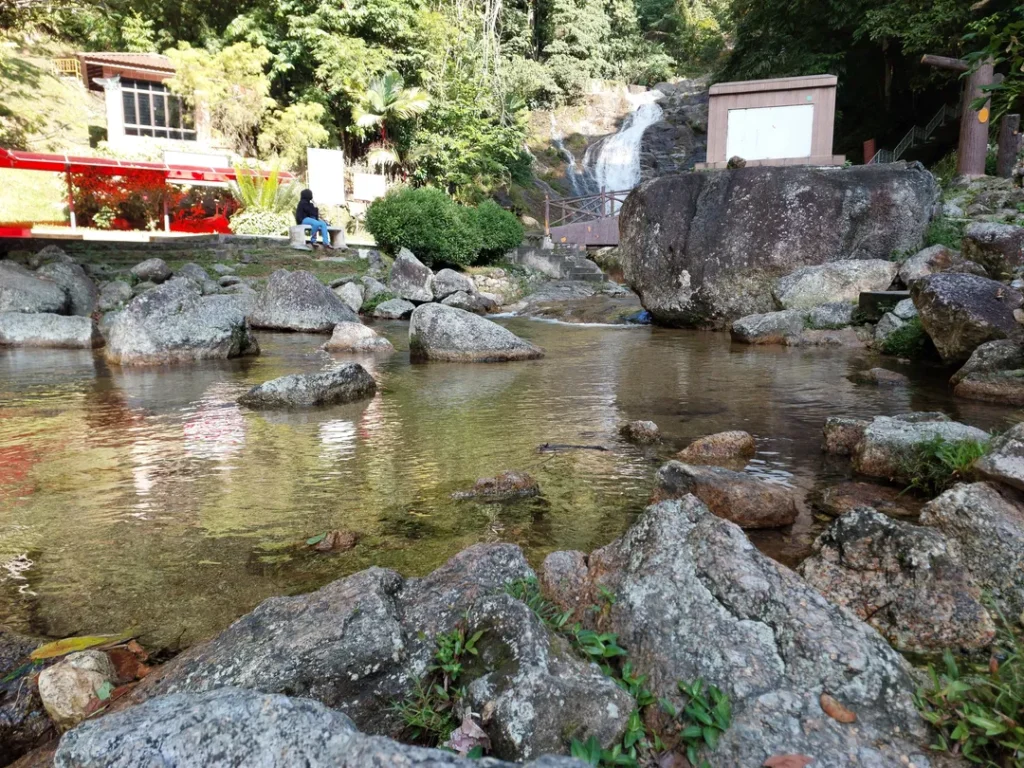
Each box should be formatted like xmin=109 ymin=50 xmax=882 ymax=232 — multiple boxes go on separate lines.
xmin=709 ymin=74 xmax=837 ymax=97
xmin=77 ymin=52 xmax=175 ymax=74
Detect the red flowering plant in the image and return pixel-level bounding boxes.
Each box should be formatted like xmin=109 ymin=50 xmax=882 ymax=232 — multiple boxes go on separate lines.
xmin=71 ymin=169 xmax=185 ymax=230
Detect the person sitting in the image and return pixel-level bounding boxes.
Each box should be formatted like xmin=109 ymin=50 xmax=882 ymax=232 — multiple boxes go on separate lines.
xmin=295 ymin=189 xmax=334 ymax=249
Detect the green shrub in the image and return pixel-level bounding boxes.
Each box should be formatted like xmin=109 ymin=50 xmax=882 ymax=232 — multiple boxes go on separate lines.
xmin=899 ymin=435 xmax=989 ymax=495
xmin=365 ymin=186 xmax=482 ymax=267
xmin=931 ymin=151 xmax=958 ymax=187
xmin=469 ymin=200 xmax=524 ymax=263
xmin=925 ymin=216 xmax=965 ymax=250
xmin=361 ymin=290 xmax=395 ymax=313
xmin=228 ymin=209 xmax=293 ymax=236
xmin=880 ymin=316 xmax=931 ymax=359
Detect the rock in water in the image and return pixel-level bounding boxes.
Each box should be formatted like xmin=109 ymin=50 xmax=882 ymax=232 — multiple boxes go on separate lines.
xmin=129 ymin=258 xmax=172 ymax=284
xmin=105 ymin=278 xmax=260 ymax=366
xmin=811 ymin=480 xmax=920 ymax=519
xmin=798 ymin=507 xmax=994 ymax=653
xmin=38 ymin=650 xmax=116 ymax=730
xmin=36 ymin=261 xmax=98 ymax=316
xmin=249 ymin=269 xmax=358 ymax=332
xmin=849 ymin=367 xmax=910 ymax=386
xmin=238 ymin=364 xmax=376 ymax=409
xmin=951 ymin=339 xmax=1024 ymax=405
xmin=852 ymin=413 xmax=989 ymax=483
xmin=452 ymin=470 xmax=539 ymax=500
xmin=542 ymin=497 xmax=931 ymax=766
xmin=822 ymin=416 xmax=869 ymax=456
xmin=620 ymin=163 xmax=937 ymax=327
xmin=53 ymin=687 xmax=582 ymax=768
xmin=372 ymin=298 xmax=415 ymax=319
xmin=321 ymin=322 xmax=394 ymax=353
xmin=409 ymin=303 xmax=544 ymax=362
xmin=0 ymin=261 xmax=68 ymax=314
xmin=676 ymin=430 xmax=755 ymax=465
xmin=656 ymin=461 xmax=798 ymax=528
xmin=432 ymin=268 xmax=475 ymax=300
xmin=921 ymin=482 xmax=1024 ymax=616
xmin=441 ymin=290 xmax=497 ymax=314
xmin=618 ymin=420 xmax=660 ymax=444
xmin=730 ymin=309 xmax=806 ymax=344
xmin=0 ymin=630 xmax=51 ymax=764
xmin=388 ymin=248 xmax=434 ymax=303
xmin=0 ymin=312 xmax=102 ymax=348
xmin=911 ymin=272 xmax=1023 ymax=364
xmin=773 ymin=260 xmax=898 ymax=310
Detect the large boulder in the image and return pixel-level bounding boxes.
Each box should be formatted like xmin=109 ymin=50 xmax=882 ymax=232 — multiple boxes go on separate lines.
xmin=961 ymin=221 xmax=1024 ymax=279
xmin=620 ymin=163 xmax=938 ymax=327
xmin=974 ymin=422 xmax=1024 ymax=492
xmin=798 ymin=508 xmax=994 ymax=653
xmin=249 ymin=269 xmax=358 ymax=332
xmin=361 ymin=275 xmax=389 ymax=303
xmin=0 ymin=312 xmax=102 ymax=349
xmin=389 ymin=248 xmax=434 ymax=303
xmin=951 ymin=339 xmax=1024 ymax=406
xmin=0 ymin=261 xmax=68 ymax=314
xmin=911 ymin=272 xmax=1023 ymax=364
xmin=97 ymin=280 xmax=132 ymax=312
xmin=53 ymin=687 xmax=584 ymax=768
xmin=852 ymin=413 xmax=989 ymax=484
xmin=335 ymin=281 xmax=365 ymax=313
xmin=433 ymin=268 xmax=475 ymax=300
xmin=322 ymin=322 xmax=394 ymax=353
xmin=730 ymin=309 xmax=805 ymax=344
xmin=541 ymin=497 xmax=932 ymax=766
xmin=36 ymin=262 xmax=98 ymax=316
xmin=921 ymin=482 xmax=1024 ymax=616
xmin=129 ymin=258 xmax=172 ymax=284
xmin=409 ymin=304 xmax=544 ymax=362
xmin=238 ymin=364 xmax=377 ymax=409
xmin=898 ymin=244 xmax=986 ymax=285
xmin=105 ymin=278 xmax=260 ymax=366
xmin=372 ymin=298 xmax=415 ymax=319
xmin=442 ymin=291 xmax=498 ymax=314
xmin=773 ymin=259 xmax=898 ymax=310
xmin=656 ymin=461 xmax=798 ymax=528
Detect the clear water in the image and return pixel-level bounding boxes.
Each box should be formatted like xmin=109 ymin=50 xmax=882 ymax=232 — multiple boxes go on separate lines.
xmin=0 ymin=320 xmax=1016 ymax=649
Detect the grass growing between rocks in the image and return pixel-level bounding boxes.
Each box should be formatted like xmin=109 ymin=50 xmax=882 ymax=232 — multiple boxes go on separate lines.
xmin=916 ymin=612 xmax=1024 ymax=766
xmin=899 ymin=436 xmax=990 ymax=496
xmin=880 ymin=317 xmax=931 ymax=359
xmin=362 ymin=291 xmax=397 ymax=313
xmin=924 ymin=216 xmax=966 ymax=251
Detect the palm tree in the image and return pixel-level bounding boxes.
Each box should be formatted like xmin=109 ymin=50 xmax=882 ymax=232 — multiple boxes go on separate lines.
xmin=352 ymin=71 xmax=429 ymax=168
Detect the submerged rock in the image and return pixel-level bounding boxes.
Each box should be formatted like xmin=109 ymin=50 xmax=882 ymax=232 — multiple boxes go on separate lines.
xmin=656 ymin=461 xmax=798 ymax=528
xmin=0 ymin=312 xmax=102 ymax=349
xmin=676 ymin=430 xmax=755 ymax=466
xmin=389 ymin=248 xmax=434 ymax=303
xmin=53 ymin=687 xmax=582 ymax=768
xmin=798 ymin=507 xmax=994 ymax=653
xmin=543 ymin=497 xmax=931 ymax=766
xmin=849 ymin=367 xmax=910 ymax=387
xmin=805 ymin=302 xmax=855 ymax=329
xmin=321 ymin=322 xmax=394 ymax=353
xmin=774 ymin=260 xmax=898 ymax=310
xmin=105 ymin=279 xmax=259 ymax=366
xmin=452 ymin=470 xmax=539 ymax=500
xmin=238 ymin=364 xmax=376 ymax=409
xmin=249 ymin=269 xmax=358 ymax=332
xmin=921 ymin=482 xmax=1024 ymax=616
xmin=620 ymin=163 xmax=937 ymax=327
xmin=372 ymin=298 xmax=415 ymax=319
xmin=618 ymin=420 xmax=660 ymax=444
xmin=0 ymin=261 xmax=67 ymax=314
xmin=951 ymin=339 xmax=1024 ymax=406
xmin=38 ymin=650 xmax=116 ymax=730
xmin=974 ymin=422 xmax=1024 ymax=492
xmin=911 ymin=272 xmax=1023 ymax=364
xmin=36 ymin=262 xmax=98 ymax=317
xmin=811 ymin=480 xmax=920 ymax=519
xmin=409 ymin=304 xmax=544 ymax=362
xmin=129 ymin=258 xmax=172 ymax=284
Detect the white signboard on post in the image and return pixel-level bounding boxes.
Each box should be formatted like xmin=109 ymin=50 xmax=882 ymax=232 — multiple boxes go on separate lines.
xmin=352 ymin=173 xmax=388 ymax=202
xmin=726 ymin=104 xmax=814 ymax=161
xmin=306 ymin=148 xmax=345 ymax=206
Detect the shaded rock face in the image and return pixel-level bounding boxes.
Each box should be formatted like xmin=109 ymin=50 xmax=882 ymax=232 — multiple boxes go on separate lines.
xmin=389 ymin=248 xmax=434 ymax=303
xmin=974 ymin=422 xmax=1024 ymax=492
xmin=53 ymin=687 xmax=583 ymax=768
xmin=618 ymin=420 xmax=660 ymax=444
xmin=249 ymin=269 xmax=358 ymax=332
xmin=238 ymin=364 xmax=377 ymax=409
xmin=921 ymin=482 xmax=1024 ymax=616
xmin=620 ymin=163 xmax=938 ymax=328
xmin=898 ymin=245 xmax=986 ymax=285
xmin=961 ymin=221 xmax=1024 ymax=279
xmin=806 ymin=302 xmax=855 ymax=329
xmin=322 ymin=322 xmax=394 ymax=353
xmin=442 ymin=291 xmax=497 ymax=314
xmin=822 ymin=417 xmax=869 ymax=456
xmin=811 ymin=480 xmax=921 ymax=519
xmin=105 ymin=279 xmax=260 ymax=366
xmin=36 ymin=262 xmax=98 ymax=317
xmin=873 ymin=311 xmax=906 ymax=346
xmin=335 ymin=281 xmax=365 ymax=313
xmin=409 ymin=304 xmax=544 ymax=362
xmin=676 ymin=430 xmax=754 ymax=466
xmin=0 ymin=261 xmax=67 ymax=314
xmin=0 ymin=630 xmax=51 ymax=766
xmin=774 ymin=260 xmax=898 ymax=310
xmin=0 ymin=312 xmax=102 ymax=349
xmin=853 ymin=413 xmax=989 ymax=484
xmin=911 ymin=272 xmax=1023 ymax=364
xmin=951 ymin=339 xmax=1024 ymax=406
xmin=730 ymin=309 xmax=805 ymax=344
xmin=97 ymin=281 xmax=132 ymax=312
xmin=129 ymin=258 xmax=172 ymax=284
xmin=656 ymin=461 xmax=798 ymax=528
xmin=361 ymin=276 xmax=389 ymax=303
xmin=452 ymin=470 xmax=540 ymax=500
xmin=372 ymin=298 xmax=415 ymax=319
xmin=543 ymin=497 xmax=931 ymax=766
xmin=433 ymin=269 xmax=475 ymax=300
xmin=798 ymin=508 xmax=994 ymax=653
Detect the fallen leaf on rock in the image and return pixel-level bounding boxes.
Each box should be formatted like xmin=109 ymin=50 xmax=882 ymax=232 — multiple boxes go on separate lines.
xmin=107 ymin=647 xmax=146 ymax=684
xmin=820 ymin=693 xmax=856 ymax=723
xmin=30 ymin=633 xmax=131 ymax=661
xmin=443 ymin=713 xmax=490 ymax=757
xmin=763 ymin=754 xmax=814 ymax=767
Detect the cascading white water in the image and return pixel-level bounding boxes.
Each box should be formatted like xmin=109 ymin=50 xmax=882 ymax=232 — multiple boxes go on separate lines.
xmin=549 ymin=113 xmax=590 ymax=197
xmin=583 ymin=91 xmax=663 ymax=201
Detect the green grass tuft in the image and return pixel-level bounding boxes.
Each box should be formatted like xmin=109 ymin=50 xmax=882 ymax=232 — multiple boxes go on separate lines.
xmin=899 ymin=435 xmax=989 ymax=496
xmin=880 ymin=317 xmax=931 ymax=359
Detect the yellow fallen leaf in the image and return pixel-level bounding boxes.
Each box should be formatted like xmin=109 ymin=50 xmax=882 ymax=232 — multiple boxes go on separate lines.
xmin=30 ymin=633 xmax=132 ymax=661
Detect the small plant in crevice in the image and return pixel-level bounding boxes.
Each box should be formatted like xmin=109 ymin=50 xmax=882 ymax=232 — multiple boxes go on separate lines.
xmin=924 ymin=215 xmax=966 ymax=251
xmin=361 ymin=290 xmax=396 ymax=314
xmin=899 ymin=435 xmax=990 ymax=496
xmin=880 ymin=316 xmax=932 ymax=359
xmin=660 ymin=679 xmax=733 ymax=768
xmin=391 ymin=623 xmax=484 ymax=746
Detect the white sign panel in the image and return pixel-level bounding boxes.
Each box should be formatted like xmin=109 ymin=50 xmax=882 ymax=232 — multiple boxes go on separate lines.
xmin=307 ymin=148 xmax=345 ymax=206
xmin=163 ymin=150 xmax=231 ymax=168
xmin=726 ymin=104 xmax=814 ymax=161
xmin=352 ymin=173 xmax=388 ymax=202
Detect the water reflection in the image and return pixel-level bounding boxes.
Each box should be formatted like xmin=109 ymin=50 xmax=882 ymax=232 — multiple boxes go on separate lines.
xmin=0 ymin=322 xmax=1019 ymax=648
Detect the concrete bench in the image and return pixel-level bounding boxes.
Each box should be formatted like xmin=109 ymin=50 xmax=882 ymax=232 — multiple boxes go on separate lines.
xmin=289 ymin=224 xmax=346 ymax=250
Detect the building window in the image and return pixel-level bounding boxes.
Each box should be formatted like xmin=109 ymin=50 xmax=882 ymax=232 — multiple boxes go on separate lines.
xmin=121 ymin=78 xmax=195 ymax=141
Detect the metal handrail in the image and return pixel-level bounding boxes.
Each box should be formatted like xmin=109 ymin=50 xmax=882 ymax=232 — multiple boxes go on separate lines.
xmin=868 ymin=102 xmax=961 ymax=164
xmin=545 ymin=188 xmax=631 ymax=233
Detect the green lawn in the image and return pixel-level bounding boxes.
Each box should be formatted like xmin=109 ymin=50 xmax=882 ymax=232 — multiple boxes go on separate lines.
xmin=0 ymin=168 xmax=66 ymax=224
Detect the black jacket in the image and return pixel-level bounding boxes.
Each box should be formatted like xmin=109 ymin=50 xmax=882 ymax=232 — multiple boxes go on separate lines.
xmin=295 ymin=190 xmax=319 ymax=224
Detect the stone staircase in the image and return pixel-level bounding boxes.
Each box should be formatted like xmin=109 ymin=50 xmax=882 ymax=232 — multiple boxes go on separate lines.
xmin=505 ymin=243 xmax=605 ymax=282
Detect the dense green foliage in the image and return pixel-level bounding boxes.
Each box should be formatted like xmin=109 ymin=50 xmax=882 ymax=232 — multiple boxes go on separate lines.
xmin=468 ymin=201 xmax=526 ymax=263
xmin=880 ymin=316 xmax=932 ymax=359
xmin=898 ymin=434 xmax=989 ymax=495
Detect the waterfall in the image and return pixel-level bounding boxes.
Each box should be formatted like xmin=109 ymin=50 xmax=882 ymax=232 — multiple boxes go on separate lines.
xmin=549 ymin=114 xmax=591 ymax=197
xmin=582 ymin=91 xmax=663 ymax=205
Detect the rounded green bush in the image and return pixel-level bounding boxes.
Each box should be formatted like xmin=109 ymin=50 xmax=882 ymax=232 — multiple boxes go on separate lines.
xmin=365 ymin=186 xmax=482 ymax=267
xmin=229 ymin=209 xmax=293 ymax=236
xmin=470 ymin=200 xmax=525 ymax=263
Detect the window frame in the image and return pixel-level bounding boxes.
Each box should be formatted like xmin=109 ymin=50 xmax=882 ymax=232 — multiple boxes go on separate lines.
xmin=121 ymin=78 xmax=196 ymax=141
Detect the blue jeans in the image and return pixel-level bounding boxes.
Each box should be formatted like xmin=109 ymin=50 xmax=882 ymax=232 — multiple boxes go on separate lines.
xmin=301 ymin=217 xmax=330 ymax=244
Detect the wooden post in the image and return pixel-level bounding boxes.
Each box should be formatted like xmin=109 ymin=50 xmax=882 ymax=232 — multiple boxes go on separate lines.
xmin=544 ymin=193 xmax=550 ymax=236
xmin=163 ymin=196 xmax=170 ymax=233
xmin=997 ymin=114 xmax=1022 ymax=178
xmin=65 ymin=165 xmax=76 ymax=230
xmin=863 ymin=139 xmax=876 ymax=164
xmin=921 ymin=55 xmax=994 ymax=177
